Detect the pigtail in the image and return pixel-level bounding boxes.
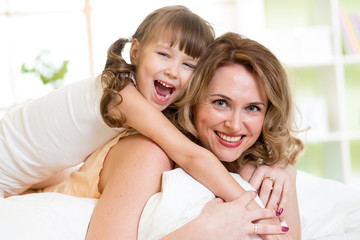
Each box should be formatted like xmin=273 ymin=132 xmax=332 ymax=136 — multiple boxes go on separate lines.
xmin=100 ymin=38 xmax=136 ymax=128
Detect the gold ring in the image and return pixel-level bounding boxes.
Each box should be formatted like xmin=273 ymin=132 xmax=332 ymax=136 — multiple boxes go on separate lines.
xmin=254 ymin=223 xmax=258 ymax=234
xmin=263 ymin=176 xmax=274 ymax=186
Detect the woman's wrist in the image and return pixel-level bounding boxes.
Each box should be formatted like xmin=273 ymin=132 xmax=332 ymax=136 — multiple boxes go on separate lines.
xmin=160 ymin=215 xmax=208 ymax=240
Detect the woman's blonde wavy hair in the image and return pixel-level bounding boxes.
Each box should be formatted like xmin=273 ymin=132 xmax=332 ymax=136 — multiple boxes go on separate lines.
xmin=165 ymin=32 xmax=304 ymax=171
xmin=100 ymin=5 xmax=215 ymax=127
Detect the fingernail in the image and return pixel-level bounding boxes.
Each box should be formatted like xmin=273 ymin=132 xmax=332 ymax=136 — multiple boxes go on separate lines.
xmin=276 ymin=208 xmax=283 ymax=216
xmin=281 ymin=226 xmax=289 ymax=232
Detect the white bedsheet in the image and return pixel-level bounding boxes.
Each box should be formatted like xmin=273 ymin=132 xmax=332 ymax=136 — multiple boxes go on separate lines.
xmin=0 ymin=169 xmax=359 ymax=240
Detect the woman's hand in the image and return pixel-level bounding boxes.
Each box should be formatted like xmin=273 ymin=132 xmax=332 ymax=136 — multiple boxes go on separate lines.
xmin=162 ymin=191 xmax=288 ymax=240
xmin=194 ymin=191 xmax=287 ymax=240
xmin=239 ymin=163 xmax=297 ymax=215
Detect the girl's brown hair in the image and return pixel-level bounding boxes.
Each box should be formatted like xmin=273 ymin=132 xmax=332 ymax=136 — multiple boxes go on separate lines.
xmin=166 ymin=32 xmax=304 ymax=170
xmin=100 ymin=5 xmax=215 ymax=127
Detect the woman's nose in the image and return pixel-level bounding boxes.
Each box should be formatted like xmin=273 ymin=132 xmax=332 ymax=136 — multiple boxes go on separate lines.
xmin=224 ymin=112 xmax=243 ymax=132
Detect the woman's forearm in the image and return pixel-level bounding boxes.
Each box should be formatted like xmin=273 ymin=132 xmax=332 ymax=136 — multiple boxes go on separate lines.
xmin=161 ymin=215 xmax=206 ymax=240
xmin=161 ymin=193 xmax=286 ymax=240
xmin=283 ymin=180 xmax=301 ymax=240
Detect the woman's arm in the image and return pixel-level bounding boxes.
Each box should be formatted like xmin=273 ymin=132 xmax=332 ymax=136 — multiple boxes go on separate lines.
xmin=162 ymin=192 xmax=287 ymax=240
xmin=86 ymin=134 xmax=174 ymax=239
xmin=110 ymin=84 xmax=247 ymax=202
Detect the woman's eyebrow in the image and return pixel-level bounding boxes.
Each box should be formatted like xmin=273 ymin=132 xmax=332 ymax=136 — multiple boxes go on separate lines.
xmin=250 ymin=102 xmax=266 ymax=106
xmin=209 ymin=94 xmax=232 ymax=101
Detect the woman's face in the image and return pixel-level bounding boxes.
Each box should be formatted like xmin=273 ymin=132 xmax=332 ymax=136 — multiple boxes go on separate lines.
xmin=194 ymin=64 xmax=268 ymax=163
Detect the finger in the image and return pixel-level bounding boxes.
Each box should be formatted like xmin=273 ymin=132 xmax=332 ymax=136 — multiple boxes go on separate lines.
xmin=249 ymin=166 xmax=268 ymax=190
xmin=254 ymin=224 xmax=288 ymax=235
xmin=259 ymin=178 xmax=273 ymax=206
xmin=239 ymin=163 xmax=257 ymax=182
xmin=278 ymin=180 xmax=289 ymax=211
xmin=235 ymin=191 xmax=257 ymax=207
xmin=277 ymin=183 xmax=289 ymax=222
xmin=248 ymin=208 xmax=277 ymax=222
xmin=266 ymin=179 xmax=283 ymax=210
xmin=208 ymin=197 xmax=224 ymax=205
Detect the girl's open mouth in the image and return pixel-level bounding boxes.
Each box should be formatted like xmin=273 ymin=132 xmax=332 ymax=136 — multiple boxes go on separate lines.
xmin=154 ymin=80 xmax=175 ymax=102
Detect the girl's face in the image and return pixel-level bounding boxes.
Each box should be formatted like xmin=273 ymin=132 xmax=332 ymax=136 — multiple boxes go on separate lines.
xmin=194 ymin=64 xmax=268 ymax=163
xmin=131 ymin=38 xmax=198 ymax=111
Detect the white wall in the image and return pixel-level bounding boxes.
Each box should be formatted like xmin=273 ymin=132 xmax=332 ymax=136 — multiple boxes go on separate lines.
xmin=0 ymin=0 xmax=237 ymax=116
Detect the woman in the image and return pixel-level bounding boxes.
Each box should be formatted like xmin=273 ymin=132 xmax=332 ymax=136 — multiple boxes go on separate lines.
xmin=39 ymin=32 xmax=303 ymax=239
xmin=159 ymin=31 xmax=304 ymax=239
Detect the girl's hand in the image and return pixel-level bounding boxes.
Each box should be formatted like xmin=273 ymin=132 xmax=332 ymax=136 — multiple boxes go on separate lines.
xmin=239 ymin=163 xmax=297 ymax=215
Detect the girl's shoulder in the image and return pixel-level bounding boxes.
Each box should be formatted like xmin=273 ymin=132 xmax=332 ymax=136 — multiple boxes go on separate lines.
xmin=114 ymin=132 xmax=168 ymax=158
xmin=99 ymin=132 xmax=173 ymax=192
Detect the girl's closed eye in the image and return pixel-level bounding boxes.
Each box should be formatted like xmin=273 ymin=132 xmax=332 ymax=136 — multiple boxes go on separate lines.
xmin=183 ymin=62 xmax=196 ymax=70
xmin=158 ymin=51 xmax=170 ymax=58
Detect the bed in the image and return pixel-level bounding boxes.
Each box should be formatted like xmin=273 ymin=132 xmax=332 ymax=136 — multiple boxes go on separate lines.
xmin=1 ymin=168 xmax=359 ymax=240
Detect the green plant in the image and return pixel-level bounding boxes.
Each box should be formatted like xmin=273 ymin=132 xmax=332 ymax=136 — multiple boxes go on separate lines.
xmin=21 ymin=50 xmax=69 ymax=89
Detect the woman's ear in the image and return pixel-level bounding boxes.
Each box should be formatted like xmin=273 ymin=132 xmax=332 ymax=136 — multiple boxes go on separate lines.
xmin=130 ymin=39 xmax=140 ymax=65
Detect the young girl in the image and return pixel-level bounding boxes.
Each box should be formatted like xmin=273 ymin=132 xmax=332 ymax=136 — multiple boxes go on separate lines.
xmin=6 ymin=6 xmax=256 ymax=207
xmin=11 ymin=6 xmax=244 ymax=202
xmin=0 ymin=5 xmax=213 ymax=197
xmin=98 ymin=5 xmax=250 ymax=203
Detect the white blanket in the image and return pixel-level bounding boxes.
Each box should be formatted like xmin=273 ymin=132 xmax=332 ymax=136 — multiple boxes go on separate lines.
xmin=1 ymin=169 xmax=359 ymax=240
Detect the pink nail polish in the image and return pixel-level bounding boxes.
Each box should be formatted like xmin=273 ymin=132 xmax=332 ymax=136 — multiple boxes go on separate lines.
xmin=281 ymin=226 xmax=289 ymax=232
xmin=276 ymin=208 xmax=283 ymax=216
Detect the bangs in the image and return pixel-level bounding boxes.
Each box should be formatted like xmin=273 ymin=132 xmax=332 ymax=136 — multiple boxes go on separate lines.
xmin=143 ymin=11 xmax=213 ymax=59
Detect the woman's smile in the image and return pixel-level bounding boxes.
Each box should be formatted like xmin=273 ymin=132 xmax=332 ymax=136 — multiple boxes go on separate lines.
xmin=214 ymin=131 xmax=245 ymax=148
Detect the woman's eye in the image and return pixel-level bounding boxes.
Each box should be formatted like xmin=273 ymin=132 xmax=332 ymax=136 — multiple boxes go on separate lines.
xmin=247 ymin=105 xmax=260 ymax=112
xmin=213 ymin=100 xmax=227 ymax=108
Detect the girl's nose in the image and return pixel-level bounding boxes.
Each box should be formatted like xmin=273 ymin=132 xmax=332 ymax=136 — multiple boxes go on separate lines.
xmin=164 ymin=63 xmax=179 ymax=79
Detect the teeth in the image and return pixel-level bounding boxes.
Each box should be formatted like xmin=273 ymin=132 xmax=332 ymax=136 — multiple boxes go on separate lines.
xmin=216 ymin=132 xmax=242 ymax=143
xmin=157 ymin=80 xmax=173 ymax=88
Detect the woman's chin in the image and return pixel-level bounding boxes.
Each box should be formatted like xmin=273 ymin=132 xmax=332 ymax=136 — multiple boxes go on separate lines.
xmin=216 ymin=154 xmax=238 ymax=163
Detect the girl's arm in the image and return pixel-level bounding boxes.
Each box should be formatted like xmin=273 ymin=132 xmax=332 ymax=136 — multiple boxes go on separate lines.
xmin=111 ymin=84 xmax=245 ymax=202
